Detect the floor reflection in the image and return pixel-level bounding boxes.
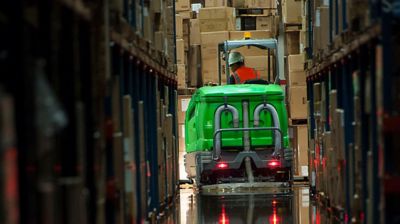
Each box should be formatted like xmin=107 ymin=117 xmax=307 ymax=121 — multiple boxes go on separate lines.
xmin=165 ymin=186 xmax=311 ymax=224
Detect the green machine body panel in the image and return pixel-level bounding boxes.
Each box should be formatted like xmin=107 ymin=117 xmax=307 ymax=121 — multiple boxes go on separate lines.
xmin=184 ymin=84 xmax=289 ymax=153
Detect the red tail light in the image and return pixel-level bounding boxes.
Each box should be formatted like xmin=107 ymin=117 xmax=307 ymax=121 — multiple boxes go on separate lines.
xmin=268 ymin=160 xmax=280 ymax=168
xmin=216 ymin=162 xmax=229 ymax=169
xmin=219 ymin=205 xmax=229 ymax=224
xmin=269 ymin=213 xmax=280 ymax=224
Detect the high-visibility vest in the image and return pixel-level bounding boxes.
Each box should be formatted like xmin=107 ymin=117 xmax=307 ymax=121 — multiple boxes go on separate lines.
xmin=231 ymin=66 xmax=260 ymax=84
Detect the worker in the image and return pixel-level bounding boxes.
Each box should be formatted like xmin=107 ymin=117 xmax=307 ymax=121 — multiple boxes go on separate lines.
xmin=228 ymin=52 xmax=259 ymax=84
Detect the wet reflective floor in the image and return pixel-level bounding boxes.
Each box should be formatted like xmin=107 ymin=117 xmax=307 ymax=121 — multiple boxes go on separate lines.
xmin=159 ymin=185 xmax=334 ymax=224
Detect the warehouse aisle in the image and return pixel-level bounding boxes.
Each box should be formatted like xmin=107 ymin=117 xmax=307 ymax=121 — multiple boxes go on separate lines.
xmin=159 ymin=186 xmax=333 ymax=224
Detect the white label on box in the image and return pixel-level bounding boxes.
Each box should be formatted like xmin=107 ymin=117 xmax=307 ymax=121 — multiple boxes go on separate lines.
xmin=301 ymin=166 xmax=309 ymax=176
xmin=301 ymin=188 xmax=309 ymax=195
xmin=143 ymin=7 xmax=149 ymax=17
xmin=315 ymin=9 xmax=321 ymax=27
xmin=191 ymin=3 xmax=202 ymax=13
xmin=181 ymin=99 xmax=190 ymax=112
xmin=323 ymin=0 xmax=330 ymax=6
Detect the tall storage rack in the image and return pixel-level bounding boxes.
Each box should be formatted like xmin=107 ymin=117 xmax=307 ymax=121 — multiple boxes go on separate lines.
xmin=0 ymin=0 xmax=179 ymax=223
xmin=305 ymin=0 xmax=400 ymax=221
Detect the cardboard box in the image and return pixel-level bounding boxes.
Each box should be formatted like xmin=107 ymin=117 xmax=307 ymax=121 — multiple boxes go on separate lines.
xmin=176 ymin=39 xmax=185 ymax=64
xmin=176 ymin=0 xmax=191 ymax=12
xmin=198 ymin=7 xmax=236 ymax=20
xmin=232 ymin=0 xmax=252 ymax=8
xmin=176 ymin=14 xmax=183 ymax=39
xmin=201 ymin=31 xmax=230 ymax=84
xmin=232 ymin=0 xmax=276 ymax=8
xmin=190 ymin=19 xmax=201 ymax=45
xmin=285 ymin=31 xmax=300 ymax=55
xmin=292 ymin=125 xmax=309 ymax=177
xmin=288 ymin=54 xmax=305 ymax=72
xmin=177 ymin=64 xmax=187 ymax=89
xmin=200 ymin=19 xmax=236 ymax=32
xmin=179 ymin=10 xmax=193 ymax=19
xmin=288 ymin=71 xmax=306 ymax=86
xmin=201 ymin=57 xmax=227 ymax=84
xmin=205 ymin=0 xmax=231 ymax=7
xmin=235 ymin=16 xmax=274 ymax=31
xmin=254 ymin=0 xmax=277 ymax=8
xmin=294 ymin=188 xmax=310 ymax=224
xmin=313 ymin=7 xmax=329 ymax=54
xmin=201 ymin=31 xmax=230 ymax=48
xmin=178 ymin=95 xmax=192 ymax=124
xmin=256 ymin=16 xmax=274 ymax=30
xmin=235 ymin=17 xmax=257 ymax=30
xmin=199 ymin=7 xmax=236 ymax=32
xmin=245 ymin=55 xmax=274 ymax=80
xmin=282 ymin=0 xmax=302 ymax=23
xmin=288 ymin=86 xmax=307 ymax=119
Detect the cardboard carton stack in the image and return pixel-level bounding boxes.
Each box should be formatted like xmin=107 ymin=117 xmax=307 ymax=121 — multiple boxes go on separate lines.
xmin=283 ymin=0 xmax=307 ymax=121
xmin=150 ymin=0 xmax=176 ymax=69
xmin=283 ymin=0 xmax=308 ymax=177
xmin=176 ymin=0 xmax=281 ymax=87
xmin=287 ymin=53 xmax=307 ymax=120
xmin=282 ymin=0 xmax=302 ymax=56
xmin=175 ymin=0 xmax=192 ymax=89
xmin=312 ymin=5 xmax=329 ymax=59
xmin=198 ymin=0 xmax=278 ymax=84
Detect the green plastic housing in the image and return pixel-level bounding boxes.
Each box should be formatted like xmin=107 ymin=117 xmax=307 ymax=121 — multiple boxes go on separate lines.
xmin=185 ymin=84 xmax=289 ymax=153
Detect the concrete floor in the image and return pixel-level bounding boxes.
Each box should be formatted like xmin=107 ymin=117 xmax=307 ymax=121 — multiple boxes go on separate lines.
xmin=161 ymin=151 xmax=328 ymax=224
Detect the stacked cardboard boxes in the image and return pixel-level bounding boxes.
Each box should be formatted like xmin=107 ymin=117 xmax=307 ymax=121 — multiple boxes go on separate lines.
xmin=198 ymin=6 xmax=235 ymax=84
xmin=206 ymin=8 xmax=278 ymax=84
xmin=290 ymin=125 xmax=309 ymax=177
xmin=176 ymin=2 xmax=279 ymax=88
xmin=281 ymin=0 xmax=309 ymax=179
xmin=287 ymin=53 xmax=307 ymax=121
xmin=313 ymin=6 xmax=329 ymax=59
xmin=176 ymin=2 xmax=194 ymax=89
